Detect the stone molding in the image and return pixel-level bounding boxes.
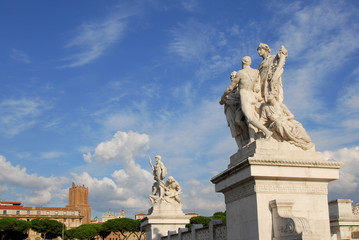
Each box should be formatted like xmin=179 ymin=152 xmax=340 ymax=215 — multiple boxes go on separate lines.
xmin=248 ymin=158 xmax=343 ymax=168
xmin=211 ymin=157 xmax=342 ymax=185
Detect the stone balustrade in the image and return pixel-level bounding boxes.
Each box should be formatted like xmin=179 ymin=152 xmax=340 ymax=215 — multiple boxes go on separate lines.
xmin=161 ymin=220 xmax=226 ymax=240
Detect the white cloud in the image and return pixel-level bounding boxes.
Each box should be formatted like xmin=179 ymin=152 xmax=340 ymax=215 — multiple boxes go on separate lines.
xmin=321 ymin=146 xmax=359 ymax=198
xmin=0 ymin=155 xmax=68 ymax=206
xmin=0 ymin=98 xmax=51 ymax=137
xmin=10 ymin=49 xmax=31 ymax=63
xmin=72 ymin=159 xmax=153 ymax=215
xmin=182 ymin=180 xmax=225 ymax=214
xmin=84 ymin=131 xmax=150 ymax=165
xmin=61 ymin=7 xmax=138 ymax=68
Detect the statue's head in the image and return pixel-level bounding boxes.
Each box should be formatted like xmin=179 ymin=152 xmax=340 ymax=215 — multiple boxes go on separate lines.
xmin=242 ymin=56 xmax=252 ymax=67
xmin=155 ymin=155 xmax=162 ymax=162
xmin=230 ymin=71 xmax=237 ymax=81
xmin=168 ymin=176 xmax=175 ymax=182
xmin=257 ymin=43 xmax=271 ymax=57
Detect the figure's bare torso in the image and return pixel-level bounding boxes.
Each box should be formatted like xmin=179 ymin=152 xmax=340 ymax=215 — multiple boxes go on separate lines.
xmin=236 ymin=68 xmax=259 ymax=91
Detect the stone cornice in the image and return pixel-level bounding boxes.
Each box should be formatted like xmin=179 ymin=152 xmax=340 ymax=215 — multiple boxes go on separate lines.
xmin=211 ymin=158 xmax=343 ymax=184
xmin=248 ymin=158 xmax=343 ymax=168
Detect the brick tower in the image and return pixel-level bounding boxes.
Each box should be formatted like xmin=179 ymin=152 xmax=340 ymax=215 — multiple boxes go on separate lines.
xmin=67 ymin=182 xmax=91 ymax=224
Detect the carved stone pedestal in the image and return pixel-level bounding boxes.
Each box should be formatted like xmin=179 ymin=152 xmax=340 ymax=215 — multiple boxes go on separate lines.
xmin=211 ymin=139 xmax=342 ymax=240
xmin=141 ymin=198 xmax=190 ymax=240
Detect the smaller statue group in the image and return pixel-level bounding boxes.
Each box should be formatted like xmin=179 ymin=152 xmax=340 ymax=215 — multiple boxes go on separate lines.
xmin=149 ymin=155 xmax=182 ymax=205
xmin=220 ymin=43 xmax=313 ymax=150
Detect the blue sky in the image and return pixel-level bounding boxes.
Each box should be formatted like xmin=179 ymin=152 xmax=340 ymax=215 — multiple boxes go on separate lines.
xmin=1 ymin=0 xmax=359 ymax=220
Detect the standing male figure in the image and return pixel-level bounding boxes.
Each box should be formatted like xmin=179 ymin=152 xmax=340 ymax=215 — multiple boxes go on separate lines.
xmin=149 ymin=155 xmax=167 ymax=200
xmin=220 ymin=56 xmax=272 ymax=143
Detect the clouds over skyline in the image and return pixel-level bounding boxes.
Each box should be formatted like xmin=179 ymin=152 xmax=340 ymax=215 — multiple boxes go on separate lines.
xmin=1 ymin=0 xmax=359 ymax=219
xmin=323 ymin=146 xmax=359 ymax=200
xmin=0 ymin=155 xmax=68 ymax=206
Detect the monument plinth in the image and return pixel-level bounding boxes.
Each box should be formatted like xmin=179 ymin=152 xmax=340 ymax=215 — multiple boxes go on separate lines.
xmin=212 ymin=139 xmax=342 ymax=239
xmin=141 ymin=155 xmax=190 ymax=240
xmin=214 ymin=43 xmax=343 ymax=239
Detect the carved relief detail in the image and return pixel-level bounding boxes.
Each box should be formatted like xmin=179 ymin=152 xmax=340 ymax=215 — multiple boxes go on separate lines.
xmin=270 ymin=200 xmax=313 ymax=240
xmin=255 ymin=183 xmax=328 ymax=195
xmin=224 ymin=181 xmax=255 ymax=203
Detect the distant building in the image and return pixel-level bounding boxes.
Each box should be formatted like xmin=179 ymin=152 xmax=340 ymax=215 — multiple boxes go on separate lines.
xmin=91 ymin=216 xmax=100 ymax=223
xmin=0 ymin=201 xmax=83 ymax=228
xmin=185 ymin=212 xmax=198 ymax=219
xmin=67 ymin=182 xmax=91 ymax=224
xmin=0 ymin=182 xmax=92 ymax=239
xmin=0 ymin=201 xmax=83 ymax=240
xmin=329 ymin=199 xmax=359 ymax=239
xmin=102 ymin=209 xmax=125 ymax=222
xmin=135 ymin=212 xmax=147 ymax=220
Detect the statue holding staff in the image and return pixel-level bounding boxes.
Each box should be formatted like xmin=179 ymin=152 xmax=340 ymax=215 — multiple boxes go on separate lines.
xmin=149 ymin=155 xmax=167 ymax=202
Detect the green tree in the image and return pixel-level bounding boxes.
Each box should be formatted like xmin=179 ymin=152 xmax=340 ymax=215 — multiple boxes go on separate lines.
xmin=186 ymin=212 xmax=226 ymax=230
xmin=0 ymin=217 xmax=29 ymax=240
xmin=211 ymin=211 xmax=226 ymax=223
xmin=73 ymin=224 xmax=100 ymax=240
xmin=64 ymin=228 xmax=77 ymax=240
xmin=93 ymin=224 xmax=111 ymax=240
xmin=186 ymin=216 xmax=211 ymax=230
xmin=30 ymin=219 xmax=63 ymax=240
xmin=102 ymin=218 xmax=144 ymax=240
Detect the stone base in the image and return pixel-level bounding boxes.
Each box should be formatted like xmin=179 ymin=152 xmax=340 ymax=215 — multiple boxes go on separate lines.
xmin=211 ymin=139 xmax=342 ymax=240
xmin=141 ymin=198 xmax=190 ymax=240
xmin=141 ymin=215 xmax=190 ymax=240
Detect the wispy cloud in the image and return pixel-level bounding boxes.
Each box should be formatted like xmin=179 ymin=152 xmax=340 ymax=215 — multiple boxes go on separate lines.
xmin=10 ymin=49 xmax=31 ymax=63
xmin=61 ymin=6 xmax=139 ymax=68
xmin=181 ymin=0 xmax=199 ymax=12
xmin=0 ymin=98 xmax=52 ymax=137
xmin=272 ymin=0 xmax=359 ymax=119
xmin=40 ymin=151 xmax=66 ymax=159
xmin=169 ymin=19 xmax=215 ymax=61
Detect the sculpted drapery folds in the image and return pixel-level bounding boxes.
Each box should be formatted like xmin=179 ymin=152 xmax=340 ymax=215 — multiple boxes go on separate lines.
xmin=257 ymin=43 xmax=288 ymax=103
xmin=220 ymin=44 xmax=313 ymax=151
xmin=260 ymin=94 xmax=314 ymax=150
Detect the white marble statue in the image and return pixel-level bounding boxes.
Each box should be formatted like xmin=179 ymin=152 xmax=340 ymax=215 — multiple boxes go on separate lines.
xmin=148 ymin=155 xmax=183 ymax=205
xmin=143 ymin=156 xmax=189 ymax=240
xmin=149 ymin=155 xmax=167 ymax=201
xmin=260 ymin=94 xmax=314 ymax=150
xmin=220 ymin=56 xmax=272 ymax=144
xmin=257 ymin=43 xmax=288 ymax=103
xmin=220 ymin=44 xmax=314 ymax=151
